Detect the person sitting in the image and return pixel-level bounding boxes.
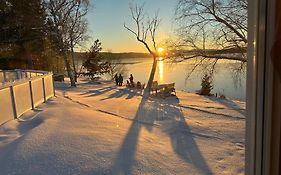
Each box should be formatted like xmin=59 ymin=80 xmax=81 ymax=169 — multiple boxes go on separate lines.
xmin=126 ymin=80 xmax=131 ymax=87
xmin=136 ymin=81 xmax=141 ymax=89
xmin=129 ymin=74 xmax=134 ymax=87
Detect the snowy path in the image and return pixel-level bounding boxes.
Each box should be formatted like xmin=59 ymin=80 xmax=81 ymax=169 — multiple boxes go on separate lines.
xmin=0 ymin=80 xmax=245 ymax=175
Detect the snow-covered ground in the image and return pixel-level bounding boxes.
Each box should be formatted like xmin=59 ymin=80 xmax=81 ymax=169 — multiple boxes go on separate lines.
xmin=0 ymin=79 xmax=245 ymax=175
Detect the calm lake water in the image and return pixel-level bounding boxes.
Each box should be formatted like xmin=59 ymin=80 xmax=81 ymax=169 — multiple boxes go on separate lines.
xmin=104 ymin=58 xmax=246 ymax=101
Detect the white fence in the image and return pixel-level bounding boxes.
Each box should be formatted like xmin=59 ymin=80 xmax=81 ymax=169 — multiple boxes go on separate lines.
xmin=0 ymin=70 xmax=55 ymax=125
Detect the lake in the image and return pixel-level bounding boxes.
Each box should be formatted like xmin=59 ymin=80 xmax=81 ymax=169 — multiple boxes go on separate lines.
xmin=104 ymin=58 xmax=246 ymax=101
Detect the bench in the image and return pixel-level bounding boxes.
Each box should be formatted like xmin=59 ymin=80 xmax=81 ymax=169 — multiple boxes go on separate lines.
xmin=151 ymin=81 xmax=176 ymax=95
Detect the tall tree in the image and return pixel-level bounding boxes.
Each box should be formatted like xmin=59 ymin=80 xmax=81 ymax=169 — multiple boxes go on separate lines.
xmin=124 ymin=4 xmax=161 ymax=93
xmin=44 ymin=0 xmax=89 ymax=86
xmin=0 ymin=0 xmax=47 ymax=69
xmin=68 ymin=0 xmax=89 ymax=82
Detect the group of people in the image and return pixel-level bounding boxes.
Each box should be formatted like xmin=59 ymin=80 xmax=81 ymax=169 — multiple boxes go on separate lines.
xmin=114 ymin=74 xmax=123 ymax=86
xmin=114 ymin=73 xmax=143 ymax=89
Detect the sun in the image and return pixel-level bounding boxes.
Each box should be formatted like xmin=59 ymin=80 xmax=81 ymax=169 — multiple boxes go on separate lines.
xmin=157 ymin=47 xmax=164 ymax=53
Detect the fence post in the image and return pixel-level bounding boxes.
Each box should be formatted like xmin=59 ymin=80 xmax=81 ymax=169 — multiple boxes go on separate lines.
xmin=9 ymin=86 xmax=17 ymax=119
xmin=52 ymin=75 xmax=56 ymax=97
xmin=42 ymin=77 xmax=46 ymax=102
xmin=29 ymin=80 xmax=34 ymax=109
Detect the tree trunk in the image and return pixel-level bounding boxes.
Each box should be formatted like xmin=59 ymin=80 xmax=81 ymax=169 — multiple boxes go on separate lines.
xmin=70 ymin=45 xmax=78 ymax=82
xmin=145 ymin=56 xmax=157 ymax=93
xmin=63 ymin=51 xmax=76 ymax=87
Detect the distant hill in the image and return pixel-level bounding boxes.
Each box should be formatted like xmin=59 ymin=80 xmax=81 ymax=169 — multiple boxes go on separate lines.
xmin=74 ymin=48 xmax=245 ymax=60
xmin=101 ymin=52 xmax=151 ymax=59
xmin=74 ymin=52 xmax=151 ymax=60
xmin=180 ymin=47 xmax=247 ymax=55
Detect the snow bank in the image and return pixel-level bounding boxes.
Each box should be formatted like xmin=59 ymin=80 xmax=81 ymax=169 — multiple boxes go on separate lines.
xmin=0 ymin=80 xmax=245 ymax=175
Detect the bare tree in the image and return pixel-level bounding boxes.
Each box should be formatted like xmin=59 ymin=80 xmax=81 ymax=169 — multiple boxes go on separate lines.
xmin=169 ymin=0 xmax=247 ymax=76
xmin=68 ymin=0 xmax=89 ymax=82
xmin=45 ymin=0 xmax=89 ymax=86
xmin=124 ymin=4 xmax=161 ymax=93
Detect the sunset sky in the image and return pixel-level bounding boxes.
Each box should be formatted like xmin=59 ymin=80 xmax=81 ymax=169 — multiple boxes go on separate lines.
xmin=86 ymin=0 xmax=176 ymax=53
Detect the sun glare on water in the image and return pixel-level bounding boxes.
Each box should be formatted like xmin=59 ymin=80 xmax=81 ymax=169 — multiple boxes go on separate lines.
xmin=159 ymin=60 xmax=164 ymax=82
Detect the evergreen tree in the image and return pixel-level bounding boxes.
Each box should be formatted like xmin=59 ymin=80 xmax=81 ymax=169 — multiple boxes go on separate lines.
xmin=82 ymin=40 xmax=111 ymax=79
xmin=0 ymin=0 xmax=55 ymax=70
xmin=200 ymin=73 xmax=213 ymax=95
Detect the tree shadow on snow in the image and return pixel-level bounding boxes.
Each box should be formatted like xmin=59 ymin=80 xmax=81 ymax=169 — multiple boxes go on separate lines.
xmin=101 ymin=88 xmax=142 ymax=101
xmin=110 ymin=95 xmax=213 ymax=175
xmin=110 ymin=96 xmax=149 ymax=175
xmin=156 ymin=96 xmax=213 ymax=174
xmin=0 ymin=116 xmax=45 ymax=175
xmin=80 ymin=86 xmax=117 ymax=97
xmin=205 ymin=96 xmax=245 ymax=116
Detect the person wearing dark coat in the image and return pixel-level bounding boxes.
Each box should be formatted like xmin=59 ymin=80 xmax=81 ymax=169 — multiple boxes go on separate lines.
xmin=129 ymin=74 xmax=134 ymax=87
xmin=118 ymin=74 xmax=123 ymax=86
xmin=114 ymin=74 xmax=118 ymax=86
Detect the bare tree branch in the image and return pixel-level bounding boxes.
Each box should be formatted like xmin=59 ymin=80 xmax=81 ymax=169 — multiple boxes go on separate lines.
xmin=167 ymin=0 xmax=247 ymax=80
